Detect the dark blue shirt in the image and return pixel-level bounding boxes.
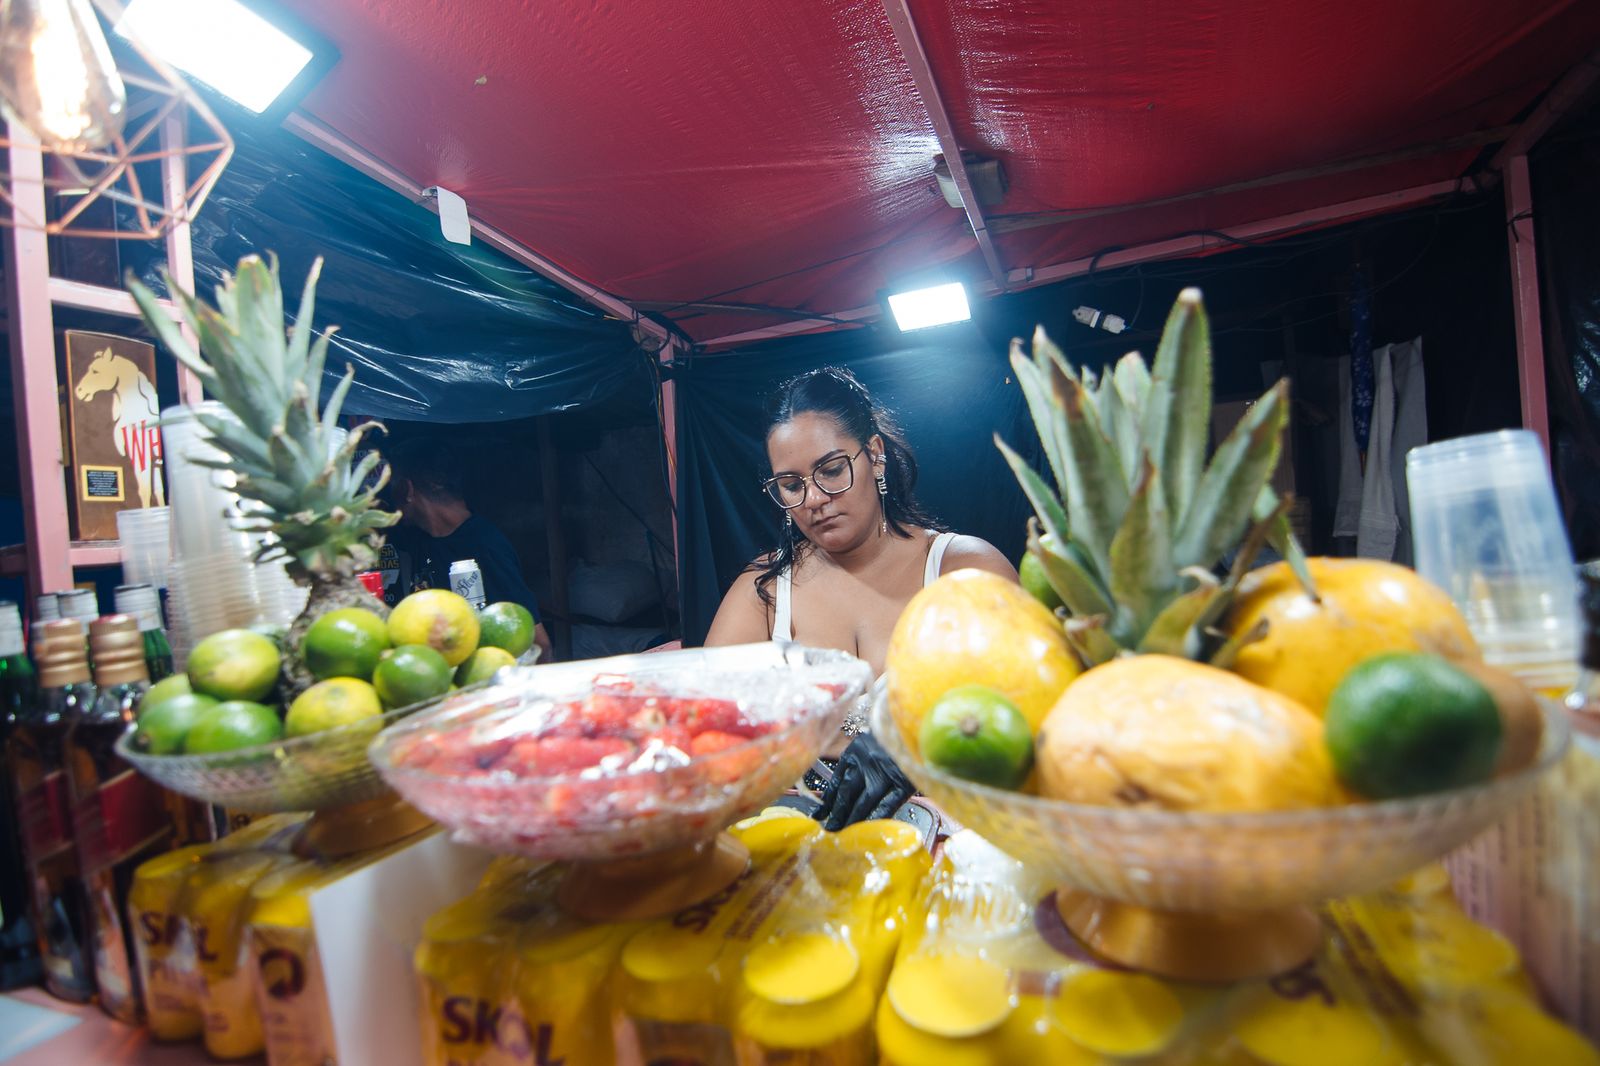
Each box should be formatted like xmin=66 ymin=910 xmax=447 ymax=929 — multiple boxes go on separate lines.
xmin=382 ymin=515 xmax=539 ymax=620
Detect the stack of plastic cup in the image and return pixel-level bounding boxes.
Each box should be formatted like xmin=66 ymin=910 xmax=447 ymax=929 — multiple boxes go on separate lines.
xmin=161 ymin=404 xmax=308 ymax=661
xmin=1407 ymin=429 xmax=1581 ymax=695
xmin=116 ymin=506 xmax=172 ymax=589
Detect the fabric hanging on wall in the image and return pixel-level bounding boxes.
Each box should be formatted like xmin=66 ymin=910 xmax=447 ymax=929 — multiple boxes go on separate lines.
xmin=672 ymin=324 xmax=1044 ymax=645
xmin=1333 ymin=339 xmax=1426 ymax=562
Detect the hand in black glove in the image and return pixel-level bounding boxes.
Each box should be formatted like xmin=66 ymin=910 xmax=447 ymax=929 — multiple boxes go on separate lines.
xmin=813 ymin=733 xmax=916 ymax=831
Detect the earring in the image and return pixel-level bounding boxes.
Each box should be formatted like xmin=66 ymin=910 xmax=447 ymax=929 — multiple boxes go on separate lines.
xmin=875 ymin=464 xmax=888 ymax=535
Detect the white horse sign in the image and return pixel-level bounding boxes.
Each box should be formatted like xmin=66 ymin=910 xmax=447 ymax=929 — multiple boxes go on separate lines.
xmin=65 ymin=331 xmax=166 ymax=540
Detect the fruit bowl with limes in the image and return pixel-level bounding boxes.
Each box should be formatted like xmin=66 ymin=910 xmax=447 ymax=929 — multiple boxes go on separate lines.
xmin=369 ymin=642 xmax=873 ymax=920
xmin=118 ymin=588 xmax=540 ymax=816
xmin=873 ymin=688 xmax=1569 ymax=982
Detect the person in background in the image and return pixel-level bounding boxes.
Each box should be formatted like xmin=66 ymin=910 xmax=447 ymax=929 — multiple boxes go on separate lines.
xmin=704 ymin=367 xmax=1016 ymax=827
xmin=384 ymin=438 xmax=554 ymax=664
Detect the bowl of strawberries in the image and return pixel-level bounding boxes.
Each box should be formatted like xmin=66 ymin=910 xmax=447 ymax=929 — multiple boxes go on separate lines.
xmin=369 ymin=643 xmax=872 ymax=919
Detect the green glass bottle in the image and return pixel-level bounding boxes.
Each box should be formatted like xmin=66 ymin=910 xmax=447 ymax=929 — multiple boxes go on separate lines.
xmin=113 ymin=584 xmax=173 ymax=682
xmin=0 ymin=602 xmax=43 ymax=989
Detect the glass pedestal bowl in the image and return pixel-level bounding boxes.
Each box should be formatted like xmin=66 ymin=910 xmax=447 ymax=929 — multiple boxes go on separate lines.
xmin=370 ymin=643 xmax=873 ymax=921
xmin=117 ymin=696 xmax=450 ymax=857
xmin=871 ymin=691 xmax=1569 ymax=982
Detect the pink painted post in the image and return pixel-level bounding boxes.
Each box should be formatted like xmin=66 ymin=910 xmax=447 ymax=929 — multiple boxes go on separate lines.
xmin=2 ymin=123 xmax=72 ymax=598
xmin=161 ymin=113 xmax=204 ymax=405
xmin=1503 ymin=155 xmax=1551 ymax=453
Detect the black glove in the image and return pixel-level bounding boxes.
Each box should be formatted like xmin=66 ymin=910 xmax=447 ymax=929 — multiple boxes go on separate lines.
xmin=813 ymin=733 xmax=916 ymax=831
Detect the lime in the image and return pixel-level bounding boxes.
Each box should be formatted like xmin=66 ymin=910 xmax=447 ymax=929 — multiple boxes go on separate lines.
xmin=387 ymin=589 xmax=480 ymax=666
xmin=143 ymin=673 xmax=193 ymax=712
xmin=132 ymin=692 xmax=218 ymax=754
xmin=183 ymin=700 xmax=284 ymax=754
xmin=187 ymin=629 xmax=281 ymax=702
xmin=373 ymin=644 xmax=454 ymax=709
xmin=478 ymin=602 xmax=535 ymax=657
xmin=455 ymin=646 xmax=516 ymax=687
xmin=1019 ymin=552 xmax=1065 ymax=613
xmin=285 ymin=678 xmax=384 ymax=739
xmin=919 ymin=685 xmax=1035 ymax=789
xmin=1324 ymin=652 xmax=1502 ymax=799
xmin=302 ymin=608 xmax=390 ymax=681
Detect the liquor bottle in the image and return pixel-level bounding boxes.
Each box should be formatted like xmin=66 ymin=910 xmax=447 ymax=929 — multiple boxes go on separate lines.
xmin=34 ymin=594 xmax=59 ymax=624
xmin=68 ymin=615 xmax=180 ymax=1022
xmin=113 ymin=583 xmax=174 ymax=682
xmin=9 ymin=619 xmax=96 ymax=1001
xmin=55 ymin=588 xmax=98 ymax=626
xmin=0 ymin=602 xmax=43 ymax=990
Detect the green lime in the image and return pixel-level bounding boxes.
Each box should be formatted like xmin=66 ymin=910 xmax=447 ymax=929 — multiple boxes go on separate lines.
xmin=183 ymin=700 xmax=284 ymax=755
xmin=373 ymin=644 xmax=454 ymax=709
xmin=132 ymin=692 xmax=218 ymax=755
xmin=1324 ymin=652 xmax=1503 ymax=799
xmin=285 ymin=678 xmax=384 ymax=739
xmin=455 ymin=646 xmax=516 ymax=687
xmin=248 ymin=622 xmax=288 ymax=650
xmin=187 ymin=629 xmax=281 ymax=703
xmin=1019 ymin=552 xmax=1064 ymax=613
xmin=388 ymin=589 xmax=480 ymax=667
xmin=143 ymin=673 xmax=193 ymax=712
xmin=302 ymin=608 xmax=390 ymax=681
xmin=478 ymin=602 xmax=535 ymax=657
xmin=920 ymin=684 xmax=1035 ymax=789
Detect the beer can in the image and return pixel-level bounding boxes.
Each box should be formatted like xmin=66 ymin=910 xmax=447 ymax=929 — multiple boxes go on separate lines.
xmin=448 ymin=559 xmax=487 ymax=609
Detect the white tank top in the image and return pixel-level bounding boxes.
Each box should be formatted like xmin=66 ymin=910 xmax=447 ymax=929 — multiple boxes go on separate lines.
xmin=771 ymin=532 xmax=957 ymax=642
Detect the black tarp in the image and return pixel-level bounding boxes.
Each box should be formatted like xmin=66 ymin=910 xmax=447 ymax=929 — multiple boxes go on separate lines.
xmin=1533 ymin=112 xmax=1600 ymax=562
xmin=124 ymin=119 xmax=642 ymax=422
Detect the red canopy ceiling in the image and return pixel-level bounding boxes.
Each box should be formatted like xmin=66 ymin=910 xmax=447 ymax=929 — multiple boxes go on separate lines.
xmin=277 ymin=0 xmax=1600 ymax=344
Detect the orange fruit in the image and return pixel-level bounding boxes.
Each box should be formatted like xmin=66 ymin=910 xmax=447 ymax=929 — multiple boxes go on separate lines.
xmin=885 ymin=569 xmax=1079 ymax=756
xmin=1036 ymin=655 xmax=1337 ymax=812
xmin=1225 ymin=558 xmax=1480 ymax=717
xmin=387 ymin=589 xmax=480 ymax=667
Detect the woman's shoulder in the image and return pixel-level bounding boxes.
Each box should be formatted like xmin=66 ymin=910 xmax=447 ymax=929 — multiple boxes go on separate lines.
xmin=936 ymin=533 xmax=1019 ymax=581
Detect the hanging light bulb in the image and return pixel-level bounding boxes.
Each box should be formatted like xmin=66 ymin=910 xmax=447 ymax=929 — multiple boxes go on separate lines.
xmin=0 ymin=0 xmax=127 ymax=152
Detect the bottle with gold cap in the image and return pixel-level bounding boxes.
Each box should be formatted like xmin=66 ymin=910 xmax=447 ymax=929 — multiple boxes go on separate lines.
xmin=8 ymin=618 xmax=96 ymax=1001
xmin=67 ymin=614 xmax=176 ymax=1022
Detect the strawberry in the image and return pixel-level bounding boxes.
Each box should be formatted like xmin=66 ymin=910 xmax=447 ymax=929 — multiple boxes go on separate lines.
xmin=688 ymin=730 xmax=747 ymax=758
xmin=672 ymin=697 xmax=754 ymax=736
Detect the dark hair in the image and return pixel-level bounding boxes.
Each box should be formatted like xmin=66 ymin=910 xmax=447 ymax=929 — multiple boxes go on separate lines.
xmin=385 ymin=436 xmax=466 ymax=502
xmin=750 ymin=367 xmax=937 ymax=607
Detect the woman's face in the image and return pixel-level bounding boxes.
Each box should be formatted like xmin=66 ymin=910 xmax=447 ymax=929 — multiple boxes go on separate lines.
xmin=767 ymin=412 xmax=883 ymax=554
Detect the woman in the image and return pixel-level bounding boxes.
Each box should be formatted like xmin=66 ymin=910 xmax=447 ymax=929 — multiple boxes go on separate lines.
xmin=706 ymin=367 xmax=1016 ymax=826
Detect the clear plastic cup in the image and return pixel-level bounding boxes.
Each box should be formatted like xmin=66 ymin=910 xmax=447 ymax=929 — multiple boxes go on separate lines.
xmin=116 ymin=506 xmax=172 ymax=588
xmin=1406 ymin=430 xmax=1579 ymax=691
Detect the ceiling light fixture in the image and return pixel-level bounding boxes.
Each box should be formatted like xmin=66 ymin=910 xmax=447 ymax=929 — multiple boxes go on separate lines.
xmin=113 ymin=0 xmax=331 ymax=117
xmin=887 ymin=282 xmax=971 ymax=331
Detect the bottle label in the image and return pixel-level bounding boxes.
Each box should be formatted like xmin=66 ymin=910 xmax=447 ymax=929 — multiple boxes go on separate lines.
xmin=19 ymin=771 xmax=72 ymax=860
xmin=74 ymin=769 xmax=170 ymax=873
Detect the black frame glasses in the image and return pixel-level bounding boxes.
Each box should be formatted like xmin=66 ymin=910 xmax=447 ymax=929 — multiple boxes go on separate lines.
xmin=762 ymin=447 xmax=866 ymax=509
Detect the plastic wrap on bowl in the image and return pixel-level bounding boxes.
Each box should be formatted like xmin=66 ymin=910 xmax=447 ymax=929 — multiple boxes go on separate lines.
xmin=371 ymin=643 xmax=873 ymax=860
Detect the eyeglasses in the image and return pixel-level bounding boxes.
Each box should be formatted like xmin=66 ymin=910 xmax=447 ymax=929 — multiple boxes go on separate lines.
xmin=763 ymin=447 xmax=867 ymax=509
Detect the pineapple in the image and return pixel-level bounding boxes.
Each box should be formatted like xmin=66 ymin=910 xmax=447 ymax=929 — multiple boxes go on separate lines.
xmin=997 ymin=288 xmax=1313 ymax=669
xmin=128 ymin=255 xmax=398 ymax=694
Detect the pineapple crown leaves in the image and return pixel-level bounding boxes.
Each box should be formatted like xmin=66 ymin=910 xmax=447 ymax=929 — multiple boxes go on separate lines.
xmin=126 ymin=255 xmax=399 ymax=579
xmin=998 ymin=287 xmax=1316 ymax=665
